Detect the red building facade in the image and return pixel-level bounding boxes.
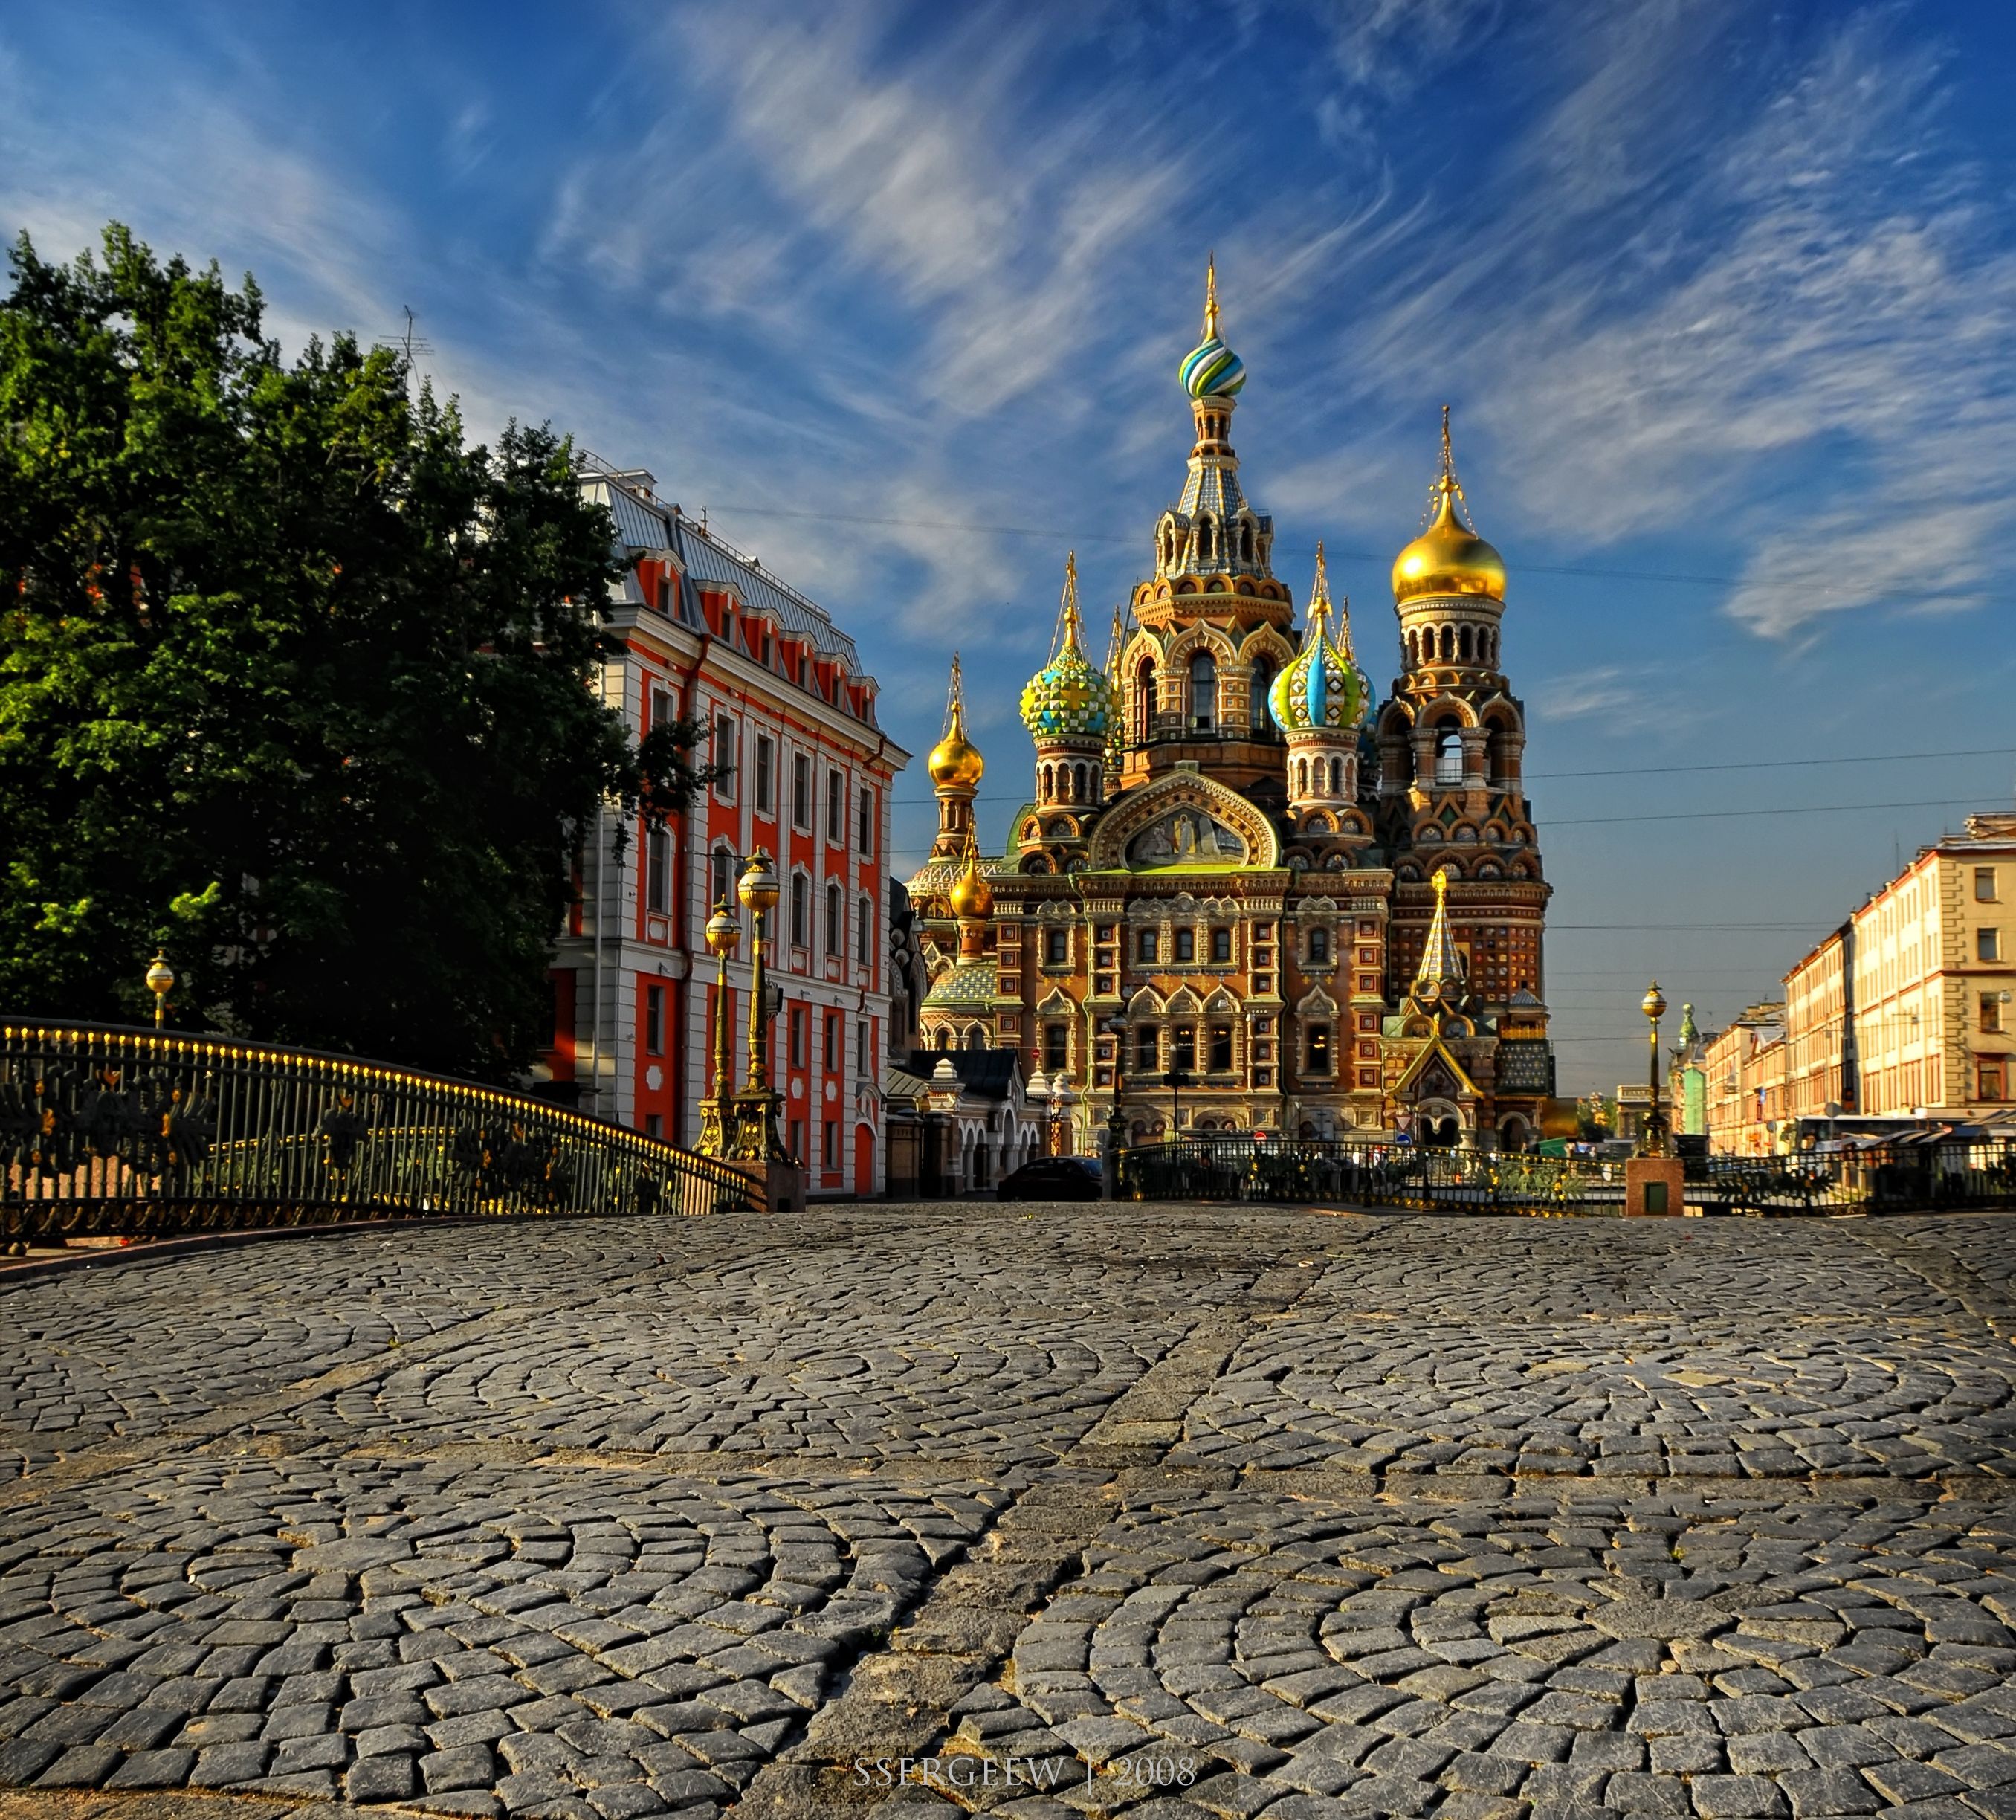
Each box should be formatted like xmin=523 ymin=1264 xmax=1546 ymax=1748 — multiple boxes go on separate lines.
xmin=538 ymin=459 xmax=907 ymax=1196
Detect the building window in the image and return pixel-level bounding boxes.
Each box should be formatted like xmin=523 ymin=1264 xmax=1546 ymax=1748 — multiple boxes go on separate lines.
xmin=1173 ymin=1027 xmax=1197 ymax=1072
xmin=650 ymin=685 xmax=673 ymax=732
xmin=791 ymin=875 xmax=809 ymax=948
xmin=644 ymin=984 xmax=665 ymax=1056
xmin=857 ymin=896 xmax=873 ymax=965
xmin=644 ymin=1113 xmax=663 ymax=1138
xmin=1208 ymin=1025 xmax=1232 ymax=1072
xmin=1984 ymin=994 xmax=2005 ymax=1034
xmin=859 ymin=786 xmax=874 ymax=855
xmin=1174 ymin=928 xmax=1195 ymax=964
xmin=1977 ymin=867 xmax=2000 ymax=903
xmin=1137 ymin=1027 xmax=1160 ymax=1072
xmin=823 ymin=1120 xmax=839 ymax=1168
xmin=824 ymin=1011 xmax=841 ymax=1071
xmin=1981 ymin=1058 xmax=2008 ymax=1101
xmin=827 ymin=767 xmax=844 ymax=842
xmin=825 ymin=881 xmax=843 ymax=957
xmin=1044 ymin=927 xmax=1068 ymax=966
xmin=789 ymin=1118 xmax=805 ymax=1159
xmin=857 ymin=1019 xmax=870 ymax=1074
xmin=1308 ymin=927 xmax=1330 ymax=965
xmin=792 ymin=753 xmax=811 ymax=830
xmin=1306 ymin=1024 xmax=1333 ymax=1074
xmin=1982 ymin=928 xmax=2003 ymax=963
xmin=1044 ymin=1024 xmax=1069 ymax=1072
xmin=711 ymin=846 xmax=735 ymax=913
xmin=790 ymin=1006 xmax=808 ymax=1068
xmin=755 ymin=735 xmax=775 ymax=816
xmin=713 ymin=714 xmax=737 ymax=799
xmin=1137 ymin=929 xmax=1158 ymax=964
xmin=1433 ymin=723 xmax=1463 ymax=786
xmin=1189 ymin=651 xmax=1218 ymax=731
xmin=644 ymin=825 xmax=671 ymax=915
xmin=1210 ymin=926 xmax=1232 ymax=964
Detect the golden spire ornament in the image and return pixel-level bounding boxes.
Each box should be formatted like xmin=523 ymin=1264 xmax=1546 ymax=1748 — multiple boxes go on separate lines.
xmin=1204 ymin=251 xmax=1221 ymax=342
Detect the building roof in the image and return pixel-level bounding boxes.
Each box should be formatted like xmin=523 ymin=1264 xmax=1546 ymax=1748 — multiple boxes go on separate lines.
xmin=579 ymin=455 xmax=862 ymax=670
xmin=903 ymin=1048 xmax=1021 ymax=1099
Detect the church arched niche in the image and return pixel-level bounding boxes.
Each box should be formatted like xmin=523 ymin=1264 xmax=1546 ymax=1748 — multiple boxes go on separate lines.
xmin=1134 ymin=656 xmax=1157 ymax=745
xmin=1189 ymin=649 xmax=1218 ymax=732
xmin=1432 ymin=714 xmax=1465 ymax=786
xmin=1482 ymin=704 xmax=1521 ymax=788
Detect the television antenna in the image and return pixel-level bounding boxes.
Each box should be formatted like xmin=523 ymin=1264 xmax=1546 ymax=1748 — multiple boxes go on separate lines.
xmin=372 ymin=305 xmax=434 ymax=365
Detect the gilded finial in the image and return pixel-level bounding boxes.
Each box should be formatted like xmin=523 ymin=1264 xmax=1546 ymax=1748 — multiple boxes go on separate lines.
xmin=1439 ymin=403 xmax=1453 ymax=483
xmin=1433 ymin=865 xmax=1449 ymax=902
xmin=1053 ymin=551 xmax=1084 ymax=654
xmin=1204 ymin=252 xmax=1221 ymax=342
xmin=943 ymin=652 xmax=966 ymax=735
xmin=1310 ymin=540 xmax=1330 ymax=612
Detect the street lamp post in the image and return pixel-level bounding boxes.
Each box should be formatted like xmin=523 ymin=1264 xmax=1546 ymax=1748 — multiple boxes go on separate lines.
xmin=1102 ymin=1015 xmax=1127 ymax=1201
xmin=145 ymin=952 xmax=175 ymax=1030
xmin=696 ymin=897 xmax=740 ymax=1157
xmin=1050 ymin=1077 xmax=1075 ymax=1156
xmin=731 ymin=851 xmax=790 ymax=1163
xmin=1641 ymin=981 xmax=1668 ymax=1158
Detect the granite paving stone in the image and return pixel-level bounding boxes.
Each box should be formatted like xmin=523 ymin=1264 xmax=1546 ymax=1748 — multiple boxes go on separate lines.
xmin=0 ymin=1204 xmax=2008 ymax=1819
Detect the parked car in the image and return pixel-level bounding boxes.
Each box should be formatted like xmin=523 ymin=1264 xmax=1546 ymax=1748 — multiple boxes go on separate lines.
xmin=995 ymin=1156 xmax=1102 ymax=1201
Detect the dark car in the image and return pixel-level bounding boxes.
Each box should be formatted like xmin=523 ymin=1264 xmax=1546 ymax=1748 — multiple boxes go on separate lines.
xmin=995 ymin=1155 xmax=1102 ymax=1201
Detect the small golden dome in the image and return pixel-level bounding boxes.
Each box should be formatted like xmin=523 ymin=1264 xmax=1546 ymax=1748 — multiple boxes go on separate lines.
xmin=1392 ymin=480 xmax=1505 ymax=604
xmin=949 ymin=845 xmax=993 ymax=920
xmin=928 ymin=723 xmax=985 ymax=790
xmin=928 ymin=653 xmax=985 ymax=790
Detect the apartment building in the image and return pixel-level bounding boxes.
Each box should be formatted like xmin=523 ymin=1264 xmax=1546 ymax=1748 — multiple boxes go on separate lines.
xmin=539 ymin=459 xmax=908 ymax=1196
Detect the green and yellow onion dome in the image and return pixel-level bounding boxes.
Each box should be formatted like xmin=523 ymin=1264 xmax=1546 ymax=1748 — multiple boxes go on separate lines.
xmin=1179 ymin=330 xmax=1245 ymax=398
xmin=1020 ymin=644 xmax=1117 ymax=740
xmin=1270 ymin=604 xmax=1369 ymax=732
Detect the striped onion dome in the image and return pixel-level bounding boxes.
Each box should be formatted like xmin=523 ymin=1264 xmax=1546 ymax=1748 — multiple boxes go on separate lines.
xmin=1020 ymin=553 xmax=1117 ymax=740
xmin=1177 ymin=256 xmax=1246 ymax=398
xmin=1270 ymin=545 xmax=1369 ymax=732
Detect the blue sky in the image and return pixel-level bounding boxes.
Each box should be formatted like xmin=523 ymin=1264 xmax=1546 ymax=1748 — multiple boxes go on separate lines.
xmin=7 ymin=0 xmax=2016 ymax=1091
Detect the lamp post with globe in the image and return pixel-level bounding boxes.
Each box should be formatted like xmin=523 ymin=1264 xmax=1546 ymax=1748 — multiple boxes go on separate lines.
xmin=730 ymin=851 xmax=791 ymax=1164
xmin=1640 ymin=981 xmax=1669 ymax=1158
xmin=696 ymin=898 xmax=740 ymax=1158
xmin=145 ymin=952 xmax=175 ymax=1030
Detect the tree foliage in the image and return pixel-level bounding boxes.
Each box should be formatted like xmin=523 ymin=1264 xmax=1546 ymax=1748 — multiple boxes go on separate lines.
xmin=0 ymin=225 xmax=706 ymax=1077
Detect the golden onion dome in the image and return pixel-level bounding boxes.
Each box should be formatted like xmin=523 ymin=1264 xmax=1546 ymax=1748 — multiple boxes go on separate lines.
xmin=1392 ymin=480 xmax=1505 ymax=604
xmin=948 ymin=845 xmax=993 ymax=920
xmin=927 ymin=654 xmax=986 ymax=790
xmin=928 ymin=723 xmax=985 ymax=790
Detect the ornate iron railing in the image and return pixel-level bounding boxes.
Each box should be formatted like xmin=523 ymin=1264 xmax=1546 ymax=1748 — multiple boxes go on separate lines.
xmin=0 ymin=1017 xmax=763 ymax=1244
xmin=1119 ymin=1135 xmax=2016 ymax=1216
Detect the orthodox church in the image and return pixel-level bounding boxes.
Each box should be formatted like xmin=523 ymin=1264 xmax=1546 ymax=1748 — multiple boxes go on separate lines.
xmin=905 ymin=266 xmax=1554 ymax=1150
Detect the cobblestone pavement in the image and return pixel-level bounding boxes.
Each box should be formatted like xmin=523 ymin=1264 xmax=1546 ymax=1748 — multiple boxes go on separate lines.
xmin=0 ymin=1207 xmax=2011 ymax=1820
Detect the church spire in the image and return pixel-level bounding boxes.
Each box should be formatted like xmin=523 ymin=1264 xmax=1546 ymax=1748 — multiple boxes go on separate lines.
xmin=1411 ymin=867 xmax=1468 ymax=1001
xmin=1203 ymin=251 xmax=1221 ymax=343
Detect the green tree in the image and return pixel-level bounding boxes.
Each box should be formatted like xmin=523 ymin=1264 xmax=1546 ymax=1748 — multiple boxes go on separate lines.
xmin=0 ymin=225 xmax=710 ymax=1078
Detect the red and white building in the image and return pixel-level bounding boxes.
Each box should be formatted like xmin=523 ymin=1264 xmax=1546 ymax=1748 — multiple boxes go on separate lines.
xmin=537 ymin=458 xmax=908 ymax=1197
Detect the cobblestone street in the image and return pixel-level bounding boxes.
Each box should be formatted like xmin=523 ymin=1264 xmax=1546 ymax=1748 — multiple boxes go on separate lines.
xmin=1 ymin=1207 xmax=2013 ymax=1820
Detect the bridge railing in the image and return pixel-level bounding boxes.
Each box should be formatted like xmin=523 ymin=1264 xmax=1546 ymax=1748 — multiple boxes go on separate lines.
xmin=1118 ymin=1134 xmax=2016 ymax=1215
xmin=0 ymin=1017 xmax=763 ymax=1243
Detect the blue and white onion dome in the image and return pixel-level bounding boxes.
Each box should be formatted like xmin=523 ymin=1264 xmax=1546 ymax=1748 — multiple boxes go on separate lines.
xmin=1020 ymin=552 xmax=1117 ymax=740
xmin=1177 ymin=255 xmax=1246 ymax=398
xmin=1270 ymin=544 xmax=1370 ymax=732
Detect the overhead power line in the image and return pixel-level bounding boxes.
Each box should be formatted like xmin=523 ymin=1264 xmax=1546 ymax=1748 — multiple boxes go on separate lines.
xmin=889 ymin=745 xmax=2015 ymax=807
xmin=702 ymin=500 xmax=1998 ymax=607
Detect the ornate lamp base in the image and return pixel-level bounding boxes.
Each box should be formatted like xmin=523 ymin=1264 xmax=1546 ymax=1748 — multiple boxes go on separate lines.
xmin=729 ymin=1087 xmax=792 ymax=1164
xmin=694 ymin=1091 xmax=738 ymax=1159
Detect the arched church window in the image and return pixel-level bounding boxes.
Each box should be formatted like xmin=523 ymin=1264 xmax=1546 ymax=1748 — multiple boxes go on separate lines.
xmin=1251 ymin=659 xmax=1276 ymax=732
xmin=1308 ymin=926 xmax=1330 ymax=965
xmin=1189 ymin=651 xmax=1218 ymax=732
xmin=1296 ymin=758 xmax=1308 ymax=795
xmin=1434 ymin=721 xmax=1464 ymax=786
xmin=1329 ymin=757 xmax=1342 ymax=793
xmin=1439 ymin=625 xmax=1454 ymax=662
xmin=1136 ymin=659 xmax=1157 ymax=743
xmin=1198 ymin=515 xmax=1215 ymax=562
xmin=1459 ymin=625 xmax=1473 ymax=662
xmin=1241 ymin=522 xmax=1255 ymax=564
